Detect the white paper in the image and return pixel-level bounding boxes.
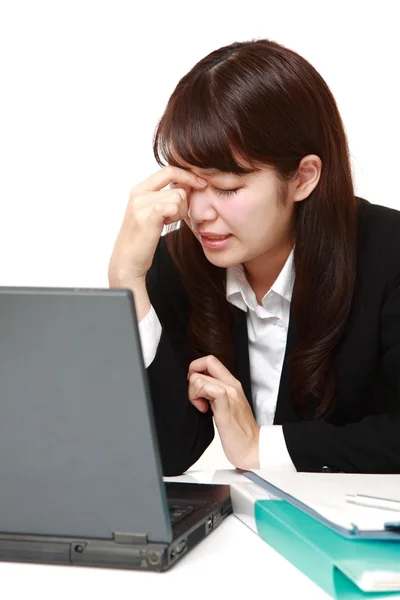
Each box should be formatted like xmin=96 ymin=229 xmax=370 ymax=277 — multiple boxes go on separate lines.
xmin=248 ymin=471 xmax=400 ymax=532
xmin=164 ymin=468 xmax=251 ymax=485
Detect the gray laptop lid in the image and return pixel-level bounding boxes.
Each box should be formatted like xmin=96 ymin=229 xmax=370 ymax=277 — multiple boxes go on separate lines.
xmin=0 ymin=287 xmax=173 ymax=543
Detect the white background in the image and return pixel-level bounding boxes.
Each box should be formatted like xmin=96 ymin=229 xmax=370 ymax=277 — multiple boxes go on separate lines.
xmin=0 ymin=0 xmax=399 ymax=469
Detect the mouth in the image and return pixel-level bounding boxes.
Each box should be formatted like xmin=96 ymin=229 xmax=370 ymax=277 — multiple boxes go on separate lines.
xmin=199 ymin=233 xmax=233 ymax=249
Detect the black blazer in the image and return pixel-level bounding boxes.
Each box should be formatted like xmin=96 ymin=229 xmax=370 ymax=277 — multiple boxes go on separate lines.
xmin=145 ymin=198 xmax=400 ymax=476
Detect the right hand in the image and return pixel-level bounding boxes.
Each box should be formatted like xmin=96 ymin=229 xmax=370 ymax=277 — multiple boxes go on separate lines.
xmin=108 ymin=166 xmax=208 ymax=287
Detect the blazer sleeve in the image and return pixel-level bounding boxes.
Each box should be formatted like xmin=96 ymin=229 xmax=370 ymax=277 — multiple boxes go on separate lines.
xmin=283 ymin=272 xmax=400 ymax=473
xmin=144 ymin=233 xmax=214 ymax=476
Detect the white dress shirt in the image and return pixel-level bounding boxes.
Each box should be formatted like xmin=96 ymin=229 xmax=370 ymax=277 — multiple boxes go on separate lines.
xmin=138 ymin=248 xmax=297 ymax=472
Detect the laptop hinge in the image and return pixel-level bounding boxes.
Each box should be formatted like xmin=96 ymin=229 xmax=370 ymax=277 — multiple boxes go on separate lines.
xmin=113 ymin=531 xmax=148 ymax=545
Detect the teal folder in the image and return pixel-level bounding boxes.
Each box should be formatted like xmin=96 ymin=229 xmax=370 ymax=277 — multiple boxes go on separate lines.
xmin=253 ymin=497 xmax=400 ymax=599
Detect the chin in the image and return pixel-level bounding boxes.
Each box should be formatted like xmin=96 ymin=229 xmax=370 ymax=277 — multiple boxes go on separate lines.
xmin=202 ymin=250 xmax=243 ymax=269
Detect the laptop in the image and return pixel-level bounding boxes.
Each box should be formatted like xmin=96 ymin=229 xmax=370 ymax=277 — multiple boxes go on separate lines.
xmin=0 ymin=287 xmax=231 ymax=571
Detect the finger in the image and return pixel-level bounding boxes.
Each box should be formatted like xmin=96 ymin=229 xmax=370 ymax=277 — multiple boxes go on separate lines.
xmin=151 ymin=201 xmax=182 ymax=221
xmin=188 ymin=355 xmax=238 ymax=386
xmin=188 ymin=372 xmax=231 ymax=397
xmin=133 ymin=166 xmax=207 ymax=195
xmin=188 ymin=374 xmax=213 ymax=400
xmin=190 ymin=398 xmax=209 ymax=413
xmin=133 ymin=187 xmax=187 ymax=212
xmin=188 ymin=378 xmax=229 ymax=412
xmin=188 ymin=372 xmax=222 ymax=385
xmin=133 ymin=187 xmax=186 ymax=204
xmin=135 ymin=191 xmax=188 ymax=225
xmin=189 ymin=373 xmax=242 ymax=412
xmin=160 ymin=189 xmax=188 ymax=221
xmin=188 ymin=374 xmax=213 ymax=414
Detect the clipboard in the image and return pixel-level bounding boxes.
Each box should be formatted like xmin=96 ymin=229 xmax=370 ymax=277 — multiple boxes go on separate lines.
xmin=244 ymin=471 xmax=400 ymax=540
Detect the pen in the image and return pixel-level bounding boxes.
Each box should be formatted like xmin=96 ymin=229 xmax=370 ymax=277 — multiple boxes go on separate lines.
xmin=345 ymin=494 xmax=400 ymax=512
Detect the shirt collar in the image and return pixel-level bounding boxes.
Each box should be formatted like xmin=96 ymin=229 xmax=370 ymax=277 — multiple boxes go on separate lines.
xmin=226 ymin=247 xmax=295 ymax=312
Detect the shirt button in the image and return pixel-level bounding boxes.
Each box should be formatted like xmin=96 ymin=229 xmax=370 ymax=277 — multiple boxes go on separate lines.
xmin=321 ymin=465 xmax=332 ymax=473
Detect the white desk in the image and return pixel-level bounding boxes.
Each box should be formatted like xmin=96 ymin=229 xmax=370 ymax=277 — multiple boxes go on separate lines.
xmin=0 ymin=469 xmax=330 ymax=600
xmin=0 ymin=515 xmax=330 ymax=600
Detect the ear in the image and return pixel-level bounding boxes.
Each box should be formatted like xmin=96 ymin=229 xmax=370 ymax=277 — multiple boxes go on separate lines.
xmin=292 ymin=154 xmax=322 ymax=202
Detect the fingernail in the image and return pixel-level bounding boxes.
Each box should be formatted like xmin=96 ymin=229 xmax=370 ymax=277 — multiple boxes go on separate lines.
xmin=197 ymin=177 xmax=207 ymax=186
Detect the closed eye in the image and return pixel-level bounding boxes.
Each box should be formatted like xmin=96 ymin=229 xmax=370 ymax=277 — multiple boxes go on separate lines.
xmin=214 ymin=188 xmax=240 ymax=197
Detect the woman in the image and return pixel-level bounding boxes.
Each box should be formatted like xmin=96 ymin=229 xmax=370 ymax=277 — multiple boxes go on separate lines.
xmin=109 ymin=39 xmax=400 ymax=476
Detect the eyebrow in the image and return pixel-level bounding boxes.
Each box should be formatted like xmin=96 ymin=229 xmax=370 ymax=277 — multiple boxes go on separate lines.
xmin=179 ymin=166 xmax=250 ymax=177
xmin=178 ymin=166 xmax=220 ymax=174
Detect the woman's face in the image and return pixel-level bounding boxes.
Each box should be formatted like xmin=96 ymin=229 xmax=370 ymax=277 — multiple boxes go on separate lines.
xmin=180 ymin=163 xmax=296 ymax=270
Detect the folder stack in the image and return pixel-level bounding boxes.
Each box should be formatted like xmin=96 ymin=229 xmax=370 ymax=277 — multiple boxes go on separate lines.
xmin=231 ymin=473 xmax=400 ymax=599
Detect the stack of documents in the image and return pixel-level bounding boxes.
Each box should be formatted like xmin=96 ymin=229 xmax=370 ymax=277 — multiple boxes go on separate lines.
xmin=231 ymin=472 xmax=400 ymax=599
xmin=246 ymin=472 xmax=400 ymax=538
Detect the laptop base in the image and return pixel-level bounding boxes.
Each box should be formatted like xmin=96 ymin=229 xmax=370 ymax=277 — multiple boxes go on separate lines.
xmin=0 ymin=483 xmax=232 ymax=572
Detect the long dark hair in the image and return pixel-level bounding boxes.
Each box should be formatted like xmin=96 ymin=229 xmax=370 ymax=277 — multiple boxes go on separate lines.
xmin=152 ymin=38 xmax=358 ymax=419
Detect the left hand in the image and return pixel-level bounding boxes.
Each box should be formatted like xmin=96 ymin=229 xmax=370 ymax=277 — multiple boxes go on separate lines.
xmin=187 ymin=355 xmax=260 ymax=470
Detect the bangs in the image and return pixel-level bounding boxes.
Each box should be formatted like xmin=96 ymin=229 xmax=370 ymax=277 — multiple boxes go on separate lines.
xmin=153 ymin=73 xmax=259 ymax=175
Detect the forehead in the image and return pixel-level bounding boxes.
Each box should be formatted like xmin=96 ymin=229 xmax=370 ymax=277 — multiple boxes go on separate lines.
xmin=168 ymin=146 xmax=257 ymax=177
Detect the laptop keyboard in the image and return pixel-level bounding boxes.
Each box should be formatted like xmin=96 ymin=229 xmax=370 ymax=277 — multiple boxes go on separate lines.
xmin=168 ymin=503 xmax=197 ymax=525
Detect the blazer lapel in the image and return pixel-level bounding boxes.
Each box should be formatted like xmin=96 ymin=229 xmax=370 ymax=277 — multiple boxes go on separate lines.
xmin=232 ymin=303 xmax=302 ymax=424
xmin=273 ymin=306 xmax=301 ymax=424
xmin=232 ymin=307 xmax=254 ymax=414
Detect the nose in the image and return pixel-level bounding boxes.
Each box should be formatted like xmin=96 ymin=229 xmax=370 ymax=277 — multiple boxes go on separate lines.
xmin=187 ymin=188 xmax=218 ymax=224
